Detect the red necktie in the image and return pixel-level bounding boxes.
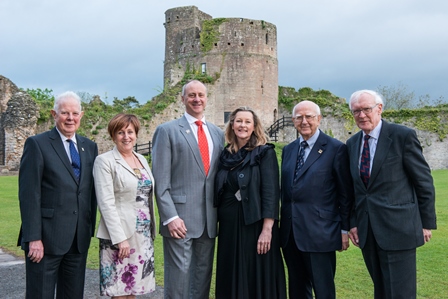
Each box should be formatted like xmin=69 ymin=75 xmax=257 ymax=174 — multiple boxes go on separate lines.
xmin=195 ymin=120 xmax=210 ymax=175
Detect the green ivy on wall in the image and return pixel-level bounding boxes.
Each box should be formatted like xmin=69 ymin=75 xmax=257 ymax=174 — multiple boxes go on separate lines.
xmin=384 ymin=107 xmax=448 ymax=140
xmin=27 ymin=85 xmax=448 ymax=141
xmin=200 ymin=18 xmax=227 ymax=53
xmin=278 ymin=86 xmax=448 ymax=140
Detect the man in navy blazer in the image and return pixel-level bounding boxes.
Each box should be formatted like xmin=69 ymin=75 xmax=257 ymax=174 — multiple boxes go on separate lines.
xmin=18 ymin=91 xmax=98 ymax=298
xmin=280 ymin=100 xmax=353 ymax=298
xmin=346 ymin=90 xmax=436 ymax=299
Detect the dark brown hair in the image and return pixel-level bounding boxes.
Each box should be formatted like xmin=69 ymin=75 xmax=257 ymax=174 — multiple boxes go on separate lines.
xmin=107 ymin=113 xmax=141 ymax=139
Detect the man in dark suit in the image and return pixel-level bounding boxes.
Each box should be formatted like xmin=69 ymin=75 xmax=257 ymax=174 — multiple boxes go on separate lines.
xmin=152 ymin=80 xmax=224 ymax=299
xmin=347 ymin=90 xmax=436 ymax=299
xmin=18 ymin=91 xmax=98 ymax=299
xmin=280 ymin=100 xmax=353 ymax=298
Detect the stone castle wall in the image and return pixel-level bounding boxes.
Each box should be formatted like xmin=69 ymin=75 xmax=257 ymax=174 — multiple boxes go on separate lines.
xmin=277 ymin=114 xmax=448 ymax=170
xmin=164 ymin=6 xmax=278 ymax=129
xmin=0 ymin=78 xmax=447 ymax=171
xmin=1 ymin=91 xmax=39 ymax=171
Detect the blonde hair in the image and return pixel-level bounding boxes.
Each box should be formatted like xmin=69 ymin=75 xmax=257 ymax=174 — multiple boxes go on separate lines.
xmin=225 ymin=106 xmax=269 ymax=153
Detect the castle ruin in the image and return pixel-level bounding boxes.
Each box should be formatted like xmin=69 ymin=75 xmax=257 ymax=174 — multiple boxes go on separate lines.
xmin=1 ymin=7 xmax=447 ymax=172
xmin=164 ymin=6 xmax=278 ymax=129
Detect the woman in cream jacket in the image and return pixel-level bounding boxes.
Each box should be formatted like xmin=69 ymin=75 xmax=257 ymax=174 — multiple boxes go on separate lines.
xmin=93 ymin=113 xmax=156 ymax=299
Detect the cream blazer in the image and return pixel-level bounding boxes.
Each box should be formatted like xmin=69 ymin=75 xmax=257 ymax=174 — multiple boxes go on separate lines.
xmin=93 ymin=146 xmax=156 ymax=245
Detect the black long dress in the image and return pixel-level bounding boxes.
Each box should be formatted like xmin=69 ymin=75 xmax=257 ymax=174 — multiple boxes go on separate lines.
xmin=215 ymin=164 xmax=286 ymax=299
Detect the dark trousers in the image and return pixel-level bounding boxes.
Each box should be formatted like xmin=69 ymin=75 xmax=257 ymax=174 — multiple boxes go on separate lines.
xmin=362 ymin=224 xmax=417 ymax=299
xmin=25 ymin=236 xmax=88 ymax=299
xmin=282 ymin=233 xmax=336 ymax=299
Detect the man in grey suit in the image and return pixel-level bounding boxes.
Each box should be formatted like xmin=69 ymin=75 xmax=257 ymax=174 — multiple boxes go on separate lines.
xmin=152 ymin=80 xmax=224 ymax=299
xmin=18 ymin=91 xmax=98 ymax=298
xmin=347 ymin=90 xmax=436 ymax=299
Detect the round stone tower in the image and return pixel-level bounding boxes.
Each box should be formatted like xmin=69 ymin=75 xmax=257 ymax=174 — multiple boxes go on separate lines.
xmin=163 ymin=6 xmax=278 ymax=130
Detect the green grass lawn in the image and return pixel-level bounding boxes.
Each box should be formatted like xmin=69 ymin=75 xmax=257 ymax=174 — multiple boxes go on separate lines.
xmin=1 ymin=170 xmax=447 ymax=298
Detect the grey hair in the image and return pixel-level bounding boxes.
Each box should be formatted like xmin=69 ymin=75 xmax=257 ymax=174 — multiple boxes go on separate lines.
xmin=292 ymin=100 xmax=321 ymax=117
xmin=53 ymin=91 xmax=82 ymax=113
xmin=349 ymin=90 xmax=384 ymax=110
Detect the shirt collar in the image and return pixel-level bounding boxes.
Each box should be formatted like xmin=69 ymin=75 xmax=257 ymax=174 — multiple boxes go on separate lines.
xmin=184 ymin=112 xmax=207 ymax=126
xmin=55 ymin=127 xmax=77 ymax=145
xmin=300 ymin=129 xmax=320 ymax=148
xmin=363 ymin=119 xmax=383 ymax=140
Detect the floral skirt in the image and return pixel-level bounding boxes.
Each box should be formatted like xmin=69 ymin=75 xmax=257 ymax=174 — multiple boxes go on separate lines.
xmin=99 ymin=177 xmax=155 ymax=296
xmin=99 ymin=221 xmax=155 ymax=295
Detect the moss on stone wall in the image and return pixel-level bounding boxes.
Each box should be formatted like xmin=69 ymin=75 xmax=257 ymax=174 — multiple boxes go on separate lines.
xmin=383 ymin=106 xmax=448 ymax=140
xmin=279 ymin=86 xmax=448 ymax=140
xmin=200 ymin=18 xmax=227 ymax=53
xmin=29 ymin=85 xmax=448 ymax=141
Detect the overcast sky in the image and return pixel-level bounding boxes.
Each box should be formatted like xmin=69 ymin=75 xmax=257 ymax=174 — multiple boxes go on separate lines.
xmin=1 ymin=0 xmax=447 ymax=104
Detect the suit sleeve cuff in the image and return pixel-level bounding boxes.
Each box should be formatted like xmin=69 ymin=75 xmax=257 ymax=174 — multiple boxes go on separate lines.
xmin=163 ymin=216 xmax=179 ymax=226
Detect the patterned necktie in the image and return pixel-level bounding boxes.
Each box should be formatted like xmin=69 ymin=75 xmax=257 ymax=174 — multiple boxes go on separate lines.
xmin=360 ymin=135 xmax=371 ymax=187
xmin=195 ymin=120 xmax=210 ymax=175
xmin=293 ymin=141 xmax=308 ymax=183
xmin=67 ymin=139 xmax=81 ymax=181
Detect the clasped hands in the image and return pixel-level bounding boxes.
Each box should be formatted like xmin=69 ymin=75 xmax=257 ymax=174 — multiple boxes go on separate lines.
xmin=168 ymin=218 xmax=187 ymax=239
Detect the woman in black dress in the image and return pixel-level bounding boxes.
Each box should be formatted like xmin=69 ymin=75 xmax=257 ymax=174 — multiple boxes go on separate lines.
xmin=214 ymin=107 xmax=286 ymax=299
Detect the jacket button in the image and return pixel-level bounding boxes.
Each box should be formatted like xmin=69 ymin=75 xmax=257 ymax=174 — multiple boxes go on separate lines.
xmin=239 ymin=174 xmax=244 ymax=178
xmin=73 ymin=211 xmax=78 ymax=215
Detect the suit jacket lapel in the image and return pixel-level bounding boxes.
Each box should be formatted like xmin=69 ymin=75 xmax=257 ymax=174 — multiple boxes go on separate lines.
xmin=77 ymin=135 xmax=87 ymax=185
xmin=284 ymin=139 xmax=300 ymax=185
xmin=369 ymin=121 xmax=392 ymax=184
xmin=349 ymin=131 xmax=364 ymax=188
xmin=49 ymin=128 xmax=78 ymax=183
xmin=296 ymin=131 xmax=327 ymax=181
xmin=208 ymin=124 xmax=222 ymax=168
xmin=112 ymin=146 xmax=138 ymax=177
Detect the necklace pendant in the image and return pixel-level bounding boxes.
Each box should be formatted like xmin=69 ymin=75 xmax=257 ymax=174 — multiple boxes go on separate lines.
xmin=133 ymin=168 xmax=142 ymax=179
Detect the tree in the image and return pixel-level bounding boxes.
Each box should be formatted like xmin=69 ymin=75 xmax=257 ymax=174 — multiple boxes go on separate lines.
xmin=112 ymin=96 xmax=140 ymax=111
xmin=416 ymin=94 xmax=446 ymax=108
xmin=77 ymin=91 xmax=94 ymax=104
xmin=24 ymin=88 xmax=54 ymax=122
xmin=376 ymin=82 xmax=415 ymax=110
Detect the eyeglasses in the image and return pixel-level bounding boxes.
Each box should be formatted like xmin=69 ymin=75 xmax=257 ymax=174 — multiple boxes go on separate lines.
xmin=351 ymin=104 xmax=378 ymax=116
xmin=292 ymin=115 xmax=317 ymax=123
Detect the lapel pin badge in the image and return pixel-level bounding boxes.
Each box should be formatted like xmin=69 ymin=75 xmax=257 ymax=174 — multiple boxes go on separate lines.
xmin=318 ymin=149 xmax=323 ymax=154
xmin=186 ymin=130 xmax=191 ymax=134
xmin=82 ymin=148 xmax=85 ymax=151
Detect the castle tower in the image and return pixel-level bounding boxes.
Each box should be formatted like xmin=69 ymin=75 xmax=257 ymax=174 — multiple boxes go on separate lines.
xmin=163 ymin=6 xmax=278 ymax=130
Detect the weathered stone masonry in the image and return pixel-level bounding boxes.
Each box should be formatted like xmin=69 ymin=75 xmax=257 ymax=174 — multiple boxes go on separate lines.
xmin=164 ymin=6 xmax=278 ymax=129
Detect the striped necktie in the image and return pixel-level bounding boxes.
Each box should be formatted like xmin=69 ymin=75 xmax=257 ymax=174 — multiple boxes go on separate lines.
xmin=293 ymin=141 xmax=308 ymax=183
xmin=359 ymin=135 xmax=371 ymax=187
